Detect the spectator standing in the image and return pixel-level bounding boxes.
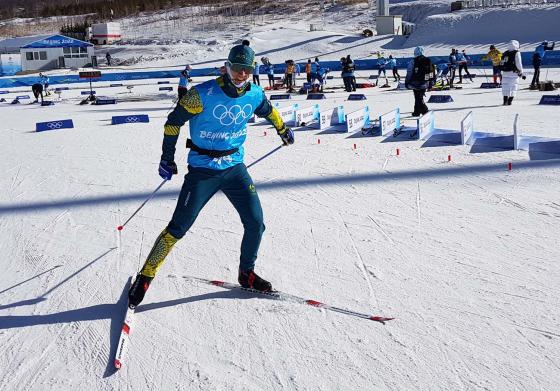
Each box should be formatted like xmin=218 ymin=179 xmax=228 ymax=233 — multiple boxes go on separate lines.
xmin=500 ymin=40 xmax=525 ymax=105
xmin=405 ymin=46 xmax=435 ymax=117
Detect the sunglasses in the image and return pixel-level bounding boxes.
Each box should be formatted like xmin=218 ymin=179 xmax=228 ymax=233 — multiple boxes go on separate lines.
xmin=229 ymin=63 xmax=254 ymax=73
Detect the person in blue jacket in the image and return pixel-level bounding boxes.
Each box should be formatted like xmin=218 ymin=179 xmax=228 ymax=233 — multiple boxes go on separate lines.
xmin=377 ymin=53 xmax=388 ymax=86
xmin=127 ymin=44 xmax=295 ymax=308
xmin=39 ymin=73 xmax=50 ymax=95
xmin=177 ymin=65 xmax=192 ymax=100
xmin=262 ymin=57 xmax=275 ymax=88
xmin=388 ymin=55 xmax=400 ymax=82
xmin=531 ymin=41 xmax=555 ymax=89
xmin=252 ymin=61 xmax=260 ymax=86
xmin=456 ymin=49 xmax=473 ymax=83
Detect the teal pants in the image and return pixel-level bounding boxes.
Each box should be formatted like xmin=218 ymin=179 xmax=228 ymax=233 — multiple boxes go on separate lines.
xmin=167 ymin=163 xmax=265 ymax=271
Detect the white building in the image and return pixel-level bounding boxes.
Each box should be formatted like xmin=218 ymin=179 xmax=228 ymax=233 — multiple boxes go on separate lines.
xmin=90 ymin=22 xmax=122 ymax=45
xmin=20 ymin=34 xmax=95 ymax=72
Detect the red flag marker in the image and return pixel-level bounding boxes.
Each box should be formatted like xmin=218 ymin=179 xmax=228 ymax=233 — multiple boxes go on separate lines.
xmin=117 ymin=226 xmax=123 ymax=231
xmin=353 ymin=143 xmax=357 ymax=149
xmin=318 ymin=138 xmax=321 ymax=144
xmin=508 ymin=162 xmax=512 ymax=171
xmin=448 ymin=154 xmax=452 ymax=162
xmin=396 ymin=148 xmax=400 ymax=156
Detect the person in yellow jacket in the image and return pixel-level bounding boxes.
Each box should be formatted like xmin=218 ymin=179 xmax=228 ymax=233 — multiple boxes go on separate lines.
xmin=481 ymin=45 xmax=502 ymax=84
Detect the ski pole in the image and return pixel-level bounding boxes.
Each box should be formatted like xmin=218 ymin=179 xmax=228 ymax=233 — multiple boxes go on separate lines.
xmin=166 ymin=97 xmax=179 ymax=115
xmin=246 ymin=144 xmax=284 ymax=169
xmin=482 ymin=65 xmax=489 ymax=83
xmin=117 ymin=179 xmax=167 ymax=231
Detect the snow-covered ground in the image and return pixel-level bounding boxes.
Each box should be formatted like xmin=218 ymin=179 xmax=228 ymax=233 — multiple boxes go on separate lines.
xmin=1 ymin=1 xmax=560 ymax=390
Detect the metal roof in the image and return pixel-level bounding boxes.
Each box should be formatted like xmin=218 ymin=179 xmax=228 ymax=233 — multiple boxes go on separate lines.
xmin=21 ymin=34 xmax=93 ymax=49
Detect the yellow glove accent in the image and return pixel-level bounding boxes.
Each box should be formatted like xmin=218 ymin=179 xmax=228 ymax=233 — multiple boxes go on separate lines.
xmin=140 ymin=229 xmax=179 ymax=277
xmin=164 ymin=124 xmax=180 ymax=136
xmin=179 ymin=87 xmax=203 ymax=115
xmin=266 ymin=106 xmax=285 ymax=132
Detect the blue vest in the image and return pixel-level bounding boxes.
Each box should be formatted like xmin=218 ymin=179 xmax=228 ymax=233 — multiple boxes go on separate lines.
xmin=188 ymin=79 xmax=264 ymax=170
xmin=179 ymin=72 xmax=189 ymax=88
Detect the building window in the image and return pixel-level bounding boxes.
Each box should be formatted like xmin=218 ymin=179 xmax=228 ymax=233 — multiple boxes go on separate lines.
xmin=33 ymin=52 xmax=39 ymax=60
xmin=63 ymin=47 xmax=71 ymax=59
xmin=79 ymin=47 xmax=88 ymax=58
xmin=26 ymin=52 xmax=33 ymax=61
xmin=72 ymin=47 xmax=80 ymax=58
xmin=39 ymin=51 xmax=47 ymax=60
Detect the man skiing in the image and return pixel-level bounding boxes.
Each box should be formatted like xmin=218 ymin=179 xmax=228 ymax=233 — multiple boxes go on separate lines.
xmin=128 ymin=44 xmax=294 ymax=308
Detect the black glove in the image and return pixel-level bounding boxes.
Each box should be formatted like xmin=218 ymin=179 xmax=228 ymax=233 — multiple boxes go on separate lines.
xmin=277 ymin=126 xmax=294 ymax=146
xmin=158 ymin=160 xmax=178 ymax=180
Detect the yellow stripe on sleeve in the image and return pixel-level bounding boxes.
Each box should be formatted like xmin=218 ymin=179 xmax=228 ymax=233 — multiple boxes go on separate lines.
xmin=266 ymin=106 xmax=285 ymax=132
xmin=164 ymin=124 xmax=180 ymax=136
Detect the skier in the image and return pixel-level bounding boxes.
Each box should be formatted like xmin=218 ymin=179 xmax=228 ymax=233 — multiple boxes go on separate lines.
xmin=481 ymin=45 xmax=502 ymax=85
xmin=262 ymin=57 xmax=275 ymax=88
xmin=376 ymin=53 xmax=388 ymax=86
xmin=285 ymin=60 xmax=295 ymax=92
xmin=530 ymin=41 xmax=555 ymax=90
xmin=311 ymin=57 xmax=324 ymax=85
xmin=388 ymin=55 xmax=400 ymax=82
xmin=31 ymin=82 xmax=44 ymax=104
xmin=448 ymin=49 xmax=458 ymax=88
xmin=457 ymin=49 xmax=473 ymax=83
xmin=340 ymin=57 xmax=351 ymax=92
xmin=346 ymin=55 xmax=356 ymax=91
xmin=252 ymin=61 xmax=260 ymax=86
xmin=39 ymin=73 xmax=50 ymax=96
xmin=177 ymin=65 xmax=192 ymax=100
xmin=405 ymin=46 xmax=435 ymax=117
xmin=305 ymin=59 xmax=312 ymax=84
xmin=127 ymin=44 xmax=295 ymax=307
xmin=106 ymin=52 xmax=112 ymax=66
xmin=500 ymin=40 xmax=525 ymax=106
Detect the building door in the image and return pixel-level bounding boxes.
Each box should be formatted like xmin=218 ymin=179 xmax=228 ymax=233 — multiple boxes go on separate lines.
xmin=58 ymin=56 xmax=65 ymax=68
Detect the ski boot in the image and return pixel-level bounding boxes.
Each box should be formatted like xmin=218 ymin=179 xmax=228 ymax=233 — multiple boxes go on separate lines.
xmin=128 ymin=273 xmax=153 ymax=308
xmin=238 ymin=269 xmax=272 ymax=292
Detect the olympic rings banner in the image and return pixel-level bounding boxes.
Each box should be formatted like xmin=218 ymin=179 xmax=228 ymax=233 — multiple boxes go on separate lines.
xmin=111 ymin=114 xmax=150 ymax=125
xmin=36 ymin=119 xmax=74 ymax=132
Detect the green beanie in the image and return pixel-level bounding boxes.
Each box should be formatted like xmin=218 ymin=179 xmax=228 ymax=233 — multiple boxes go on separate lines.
xmin=227 ymin=44 xmax=255 ymax=68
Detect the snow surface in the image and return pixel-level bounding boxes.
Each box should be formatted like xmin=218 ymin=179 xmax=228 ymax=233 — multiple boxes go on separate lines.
xmin=1 ymin=2 xmax=560 ymax=391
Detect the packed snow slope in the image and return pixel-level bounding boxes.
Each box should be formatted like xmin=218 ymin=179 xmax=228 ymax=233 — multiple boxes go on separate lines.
xmin=1 ymin=2 xmax=560 ymax=391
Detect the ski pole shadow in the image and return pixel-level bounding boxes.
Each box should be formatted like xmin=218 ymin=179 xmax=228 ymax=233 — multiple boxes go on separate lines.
xmin=0 ymin=264 xmax=62 ymax=296
xmin=0 ymin=248 xmax=116 ymax=311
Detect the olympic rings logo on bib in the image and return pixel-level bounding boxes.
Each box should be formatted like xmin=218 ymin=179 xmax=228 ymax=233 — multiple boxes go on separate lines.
xmin=212 ymin=104 xmax=252 ymax=126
